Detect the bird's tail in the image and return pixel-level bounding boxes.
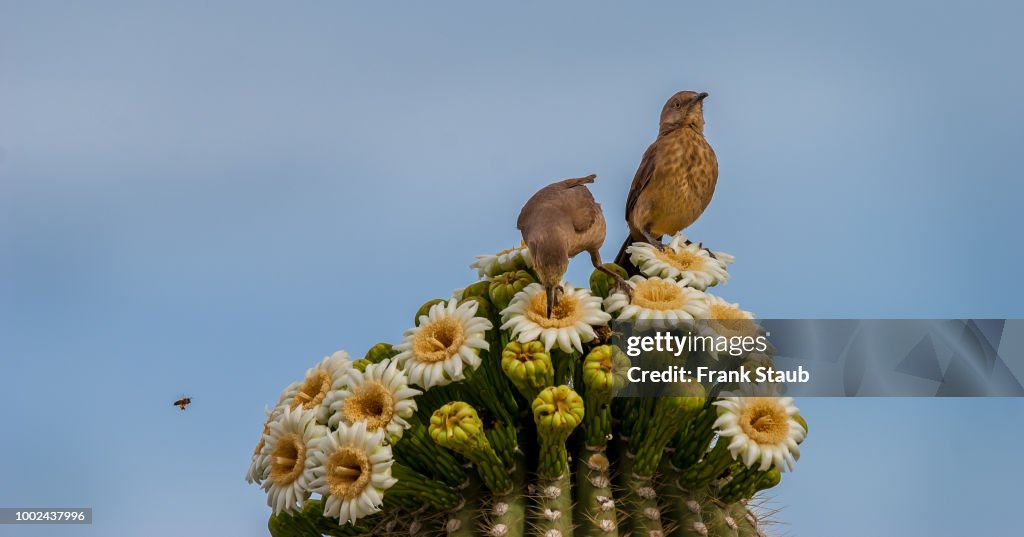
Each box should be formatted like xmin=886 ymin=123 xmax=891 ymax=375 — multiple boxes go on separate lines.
xmin=614 ymin=235 xmax=641 ymax=276
xmin=561 ymin=174 xmax=597 ymax=189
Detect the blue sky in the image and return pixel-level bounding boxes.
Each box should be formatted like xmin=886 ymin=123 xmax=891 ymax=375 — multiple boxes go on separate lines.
xmin=1 ymin=2 xmax=1022 ymax=536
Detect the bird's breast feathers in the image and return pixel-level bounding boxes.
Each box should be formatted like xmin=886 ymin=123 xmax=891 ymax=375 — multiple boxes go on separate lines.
xmin=637 ymin=130 xmax=718 ymax=235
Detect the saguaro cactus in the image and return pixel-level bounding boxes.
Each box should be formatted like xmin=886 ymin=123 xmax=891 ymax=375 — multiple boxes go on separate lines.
xmin=247 ymin=235 xmax=808 ymax=537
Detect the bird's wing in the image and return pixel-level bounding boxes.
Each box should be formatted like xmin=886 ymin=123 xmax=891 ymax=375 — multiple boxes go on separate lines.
xmin=568 ymin=188 xmax=600 ymax=233
xmin=517 ymin=175 xmax=598 ymax=232
xmin=556 ymin=175 xmax=599 ymax=232
xmin=625 ymin=142 xmax=658 ymax=221
xmin=516 ymin=202 xmax=532 ymax=231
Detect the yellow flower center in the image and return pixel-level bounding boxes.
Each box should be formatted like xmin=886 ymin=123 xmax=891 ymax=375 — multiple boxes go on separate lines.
xmin=412 ymin=317 xmax=466 ymax=363
xmin=655 ymin=248 xmax=705 ymax=272
xmin=292 ymin=369 xmax=331 ymax=410
xmin=738 ymin=399 xmax=790 ymax=445
xmin=525 ymin=290 xmax=581 ymax=328
xmin=632 ymin=279 xmax=687 ymax=311
xmin=709 ymin=304 xmax=752 ymax=332
xmin=325 ymin=447 xmax=372 ymax=500
xmin=342 ymin=381 xmax=395 ymax=432
xmin=269 ymin=432 xmax=306 ymax=485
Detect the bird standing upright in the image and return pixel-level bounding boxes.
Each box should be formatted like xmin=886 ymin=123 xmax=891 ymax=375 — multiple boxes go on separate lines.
xmin=614 ymin=91 xmax=718 ymax=272
xmin=517 ymin=175 xmax=630 ymax=318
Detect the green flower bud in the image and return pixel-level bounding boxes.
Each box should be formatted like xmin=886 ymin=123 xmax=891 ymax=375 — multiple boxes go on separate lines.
xmin=663 ymin=379 xmax=706 ymax=413
xmin=501 ymin=340 xmax=553 ymax=401
xmin=462 ymin=279 xmax=492 ymax=300
xmin=582 ymin=345 xmax=631 ymax=397
xmin=363 ymin=342 xmax=397 ymax=364
xmin=430 ymin=402 xmax=488 ymax=454
xmin=793 ymin=413 xmax=808 ymax=442
xmin=755 ymin=466 xmax=782 ymax=492
xmin=488 ymin=270 xmax=536 ymax=311
xmin=414 ymin=298 xmax=445 ymax=326
xmin=532 ymin=385 xmax=585 ymax=441
xmin=589 ymin=262 xmax=628 ymax=299
xmin=459 ymin=294 xmax=495 ymax=321
xmin=428 ymin=402 xmax=512 ymax=494
xmin=533 ymin=385 xmax=584 ymax=479
xmin=581 ymin=345 xmax=629 ymax=447
xmin=350 ymin=358 xmax=369 ymax=372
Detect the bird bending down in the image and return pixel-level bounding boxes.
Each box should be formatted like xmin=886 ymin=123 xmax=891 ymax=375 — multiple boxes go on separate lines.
xmin=517 ymin=174 xmax=631 ymax=318
xmin=614 ymin=91 xmax=718 ymax=273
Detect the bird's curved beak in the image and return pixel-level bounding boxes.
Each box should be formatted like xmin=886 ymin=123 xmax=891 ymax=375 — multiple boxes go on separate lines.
xmin=697 ymin=92 xmax=709 ymax=101
xmin=545 ymin=285 xmax=556 ymax=319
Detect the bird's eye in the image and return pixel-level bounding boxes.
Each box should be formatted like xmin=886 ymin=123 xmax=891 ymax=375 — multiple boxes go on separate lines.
xmin=673 ymin=101 xmax=681 ymax=109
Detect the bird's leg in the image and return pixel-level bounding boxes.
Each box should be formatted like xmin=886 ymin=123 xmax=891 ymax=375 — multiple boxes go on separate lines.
xmin=641 ymin=228 xmax=665 ymax=251
xmin=590 ymin=250 xmax=633 ymax=302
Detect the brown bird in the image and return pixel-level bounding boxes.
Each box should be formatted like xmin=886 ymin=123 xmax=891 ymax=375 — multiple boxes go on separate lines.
xmin=614 ymin=91 xmax=718 ymax=271
xmin=517 ymin=174 xmax=630 ymax=317
xmin=173 ymin=396 xmax=192 ymax=411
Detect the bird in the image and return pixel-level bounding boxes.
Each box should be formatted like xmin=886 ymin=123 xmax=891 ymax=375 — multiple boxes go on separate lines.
xmin=614 ymin=91 xmax=718 ymax=273
xmin=173 ymin=396 xmax=192 ymax=411
xmin=517 ymin=174 xmax=631 ymax=318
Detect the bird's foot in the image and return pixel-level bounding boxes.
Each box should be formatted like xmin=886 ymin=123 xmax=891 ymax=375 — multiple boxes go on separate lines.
xmin=614 ymin=277 xmax=634 ymax=303
xmin=697 ymin=242 xmax=718 ymax=260
xmin=641 ymin=230 xmax=665 ymax=251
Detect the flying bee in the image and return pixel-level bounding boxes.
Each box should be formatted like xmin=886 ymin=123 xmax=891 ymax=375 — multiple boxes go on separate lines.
xmin=174 ymin=396 xmax=192 ymax=411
